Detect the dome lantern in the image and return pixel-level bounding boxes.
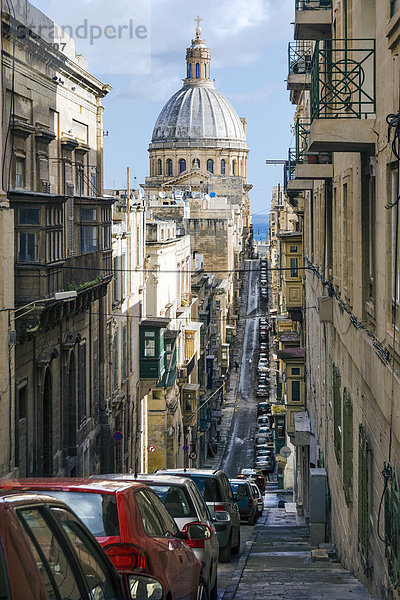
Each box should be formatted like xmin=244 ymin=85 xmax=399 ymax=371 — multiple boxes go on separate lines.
xmin=185 ymin=16 xmax=212 ymax=84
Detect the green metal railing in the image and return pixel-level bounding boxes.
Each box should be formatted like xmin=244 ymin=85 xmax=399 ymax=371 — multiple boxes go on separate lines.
xmin=358 ymin=424 xmax=369 ymax=572
xmin=284 ymin=149 xmax=296 ymax=191
xmin=311 ymin=39 xmax=376 ymax=120
xmin=288 ymin=42 xmax=313 ymax=76
xmin=384 ymin=463 xmax=400 ymax=590
xmin=295 ymin=119 xmax=332 ymax=165
xmin=295 ymin=0 xmax=332 ymax=9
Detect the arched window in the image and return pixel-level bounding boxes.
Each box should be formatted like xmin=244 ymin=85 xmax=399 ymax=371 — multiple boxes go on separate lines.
xmin=232 ymin=160 xmax=236 ymax=175
xmin=179 ymin=158 xmax=187 ymax=174
xmin=204 ymin=64 xmax=207 ymax=78
xmin=196 ymin=63 xmax=200 ymax=78
xmin=189 ymin=64 xmax=192 ymax=78
xmin=221 ymin=159 xmax=226 ymax=175
xmin=166 ymin=159 xmax=173 ymax=176
xmin=157 ymin=159 xmax=162 ymax=176
xmin=207 ymin=159 xmax=214 ymax=173
xmin=192 ymin=158 xmax=200 ymax=169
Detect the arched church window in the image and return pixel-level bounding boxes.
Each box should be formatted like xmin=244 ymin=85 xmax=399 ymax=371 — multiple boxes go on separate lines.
xmin=207 ymin=159 xmax=214 ymax=173
xmin=196 ymin=63 xmax=200 ymax=78
xmin=192 ymin=158 xmax=200 ymax=169
xmin=179 ymin=158 xmax=187 ymax=174
xmin=189 ymin=64 xmax=192 ymax=78
xmin=221 ymin=160 xmax=226 ymax=175
xmin=232 ymin=160 xmax=236 ymax=175
xmin=158 ymin=159 xmax=162 ymax=176
xmin=166 ymin=159 xmax=173 ymax=176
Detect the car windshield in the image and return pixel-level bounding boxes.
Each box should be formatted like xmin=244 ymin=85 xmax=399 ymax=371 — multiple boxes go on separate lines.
xmin=230 ymin=482 xmax=249 ymax=496
xmin=149 ymin=484 xmax=197 ymax=518
xmin=34 ymin=491 xmax=120 ymax=537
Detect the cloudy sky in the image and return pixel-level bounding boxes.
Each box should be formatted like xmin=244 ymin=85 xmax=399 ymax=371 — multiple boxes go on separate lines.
xmin=32 ymin=0 xmax=295 ymax=215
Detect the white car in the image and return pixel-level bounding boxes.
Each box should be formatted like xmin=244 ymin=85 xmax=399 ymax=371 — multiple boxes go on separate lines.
xmin=250 ymin=483 xmax=264 ymax=517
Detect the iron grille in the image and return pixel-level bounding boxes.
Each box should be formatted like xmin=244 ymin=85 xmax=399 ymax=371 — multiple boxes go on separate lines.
xmin=333 ymin=363 xmax=341 ymax=463
xmin=311 ymin=39 xmax=376 ymax=120
xmin=358 ymin=424 xmax=369 ymax=572
xmin=284 ymin=149 xmax=296 ymax=191
xmin=342 ymin=388 xmax=353 ymax=505
xmin=288 ymin=42 xmax=313 ymax=76
xmin=384 ymin=463 xmax=400 ymax=590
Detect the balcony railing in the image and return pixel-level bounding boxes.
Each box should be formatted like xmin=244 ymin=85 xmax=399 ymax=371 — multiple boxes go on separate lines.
xmin=283 ymin=150 xmax=296 ymax=191
xmin=288 ymin=42 xmax=313 ymax=76
xmin=311 ymin=39 xmax=376 ymax=120
xmin=295 ymin=119 xmax=332 ymax=164
xmin=295 ymin=0 xmax=332 ymax=9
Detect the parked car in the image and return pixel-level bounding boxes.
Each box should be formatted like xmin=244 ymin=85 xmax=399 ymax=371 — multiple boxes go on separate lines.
xmin=91 ymin=473 xmax=219 ymax=599
xmin=256 ymin=388 xmax=269 ymax=398
xmin=238 ymin=469 xmax=266 ymax=493
xmin=229 ymin=480 xmax=258 ymax=525
xmin=155 ymin=469 xmax=241 ymax=563
xmin=254 ymin=455 xmax=275 ymax=473
xmin=0 ymin=490 xmax=160 ymax=600
xmin=257 ymin=415 xmax=271 ymax=428
xmin=257 ymin=401 xmax=271 ymax=415
xmin=255 ymin=434 xmax=273 ymax=447
xmin=250 ymin=483 xmax=264 ymax=517
xmin=257 ymin=426 xmax=273 ymax=436
xmin=0 ymin=479 xmax=203 ymax=600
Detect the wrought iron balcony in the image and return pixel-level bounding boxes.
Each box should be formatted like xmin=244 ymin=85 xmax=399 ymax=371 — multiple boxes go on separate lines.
xmin=294 ymin=0 xmax=332 ymax=40
xmin=308 ymin=40 xmax=376 ymax=153
xmin=311 ymin=39 xmax=376 ymax=120
xmin=285 ymin=148 xmax=314 ymax=194
xmin=294 ymin=119 xmax=333 ymax=179
xmin=287 ymin=43 xmax=312 ymax=102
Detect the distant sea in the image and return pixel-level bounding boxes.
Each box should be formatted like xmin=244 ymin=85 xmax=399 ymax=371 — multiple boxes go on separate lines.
xmin=252 ymin=214 xmax=269 ymax=242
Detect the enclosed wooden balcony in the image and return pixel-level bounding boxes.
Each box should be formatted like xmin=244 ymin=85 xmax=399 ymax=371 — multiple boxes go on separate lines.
xmin=309 ymin=39 xmax=376 ymax=152
xmin=294 ymin=0 xmax=332 ymax=41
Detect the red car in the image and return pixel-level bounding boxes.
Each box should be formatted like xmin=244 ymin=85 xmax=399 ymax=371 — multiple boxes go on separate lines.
xmin=0 ymin=490 xmax=165 ymax=600
xmin=0 ymin=479 xmax=203 ymax=600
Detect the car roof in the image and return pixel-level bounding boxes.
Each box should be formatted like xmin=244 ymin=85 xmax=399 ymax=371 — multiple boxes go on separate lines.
xmin=0 ymin=490 xmax=80 ymax=508
xmin=91 ymin=473 xmax=192 ymax=486
xmin=0 ymin=478 xmax=147 ymax=494
xmin=155 ymin=469 xmax=222 ymax=476
xmin=229 ymin=479 xmax=250 ymax=485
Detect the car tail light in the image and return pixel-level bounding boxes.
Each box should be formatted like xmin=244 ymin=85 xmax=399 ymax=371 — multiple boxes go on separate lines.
xmin=248 ymin=497 xmax=253 ymax=507
xmin=214 ymin=504 xmax=225 ymax=512
xmin=104 ymin=544 xmax=147 ymax=572
xmin=184 ymin=537 xmax=205 ymax=549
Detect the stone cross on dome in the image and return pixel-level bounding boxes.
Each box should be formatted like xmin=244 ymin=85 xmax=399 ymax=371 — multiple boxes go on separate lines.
xmin=194 ymin=15 xmax=202 ymax=39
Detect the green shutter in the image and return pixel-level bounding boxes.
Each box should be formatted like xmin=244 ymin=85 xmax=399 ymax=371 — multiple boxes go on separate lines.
xmin=333 ymin=364 xmax=342 ymax=463
xmin=358 ymin=424 xmax=369 ymax=571
xmin=342 ymin=388 xmax=353 ymax=505
xmin=122 ymin=325 xmax=127 ymax=380
xmin=384 ymin=463 xmax=400 ymax=589
xmin=113 ymin=332 xmax=118 ymax=391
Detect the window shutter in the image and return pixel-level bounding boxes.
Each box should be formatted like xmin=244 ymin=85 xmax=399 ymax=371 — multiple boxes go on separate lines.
xmin=342 ymin=388 xmax=353 ymax=504
xmin=358 ymin=424 xmax=369 ymax=571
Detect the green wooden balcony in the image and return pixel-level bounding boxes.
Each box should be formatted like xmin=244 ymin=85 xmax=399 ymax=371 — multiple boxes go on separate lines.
xmin=294 ymin=0 xmax=332 ymax=41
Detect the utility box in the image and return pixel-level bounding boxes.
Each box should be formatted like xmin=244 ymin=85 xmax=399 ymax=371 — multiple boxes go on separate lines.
xmin=309 ymin=468 xmax=327 ymax=546
xmin=318 ymin=296 xmax=333 ymax=323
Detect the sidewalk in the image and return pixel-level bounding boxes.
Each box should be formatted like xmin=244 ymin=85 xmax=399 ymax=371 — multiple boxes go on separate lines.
xmin=223 ymin=504 xmax=373 ymax=600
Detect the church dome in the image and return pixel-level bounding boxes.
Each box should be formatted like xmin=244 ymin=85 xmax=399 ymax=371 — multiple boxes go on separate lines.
xmin=152 ymin=84 xmax=246 ymax=146
xmin=151 ymin=23 xmax=247 ymax=151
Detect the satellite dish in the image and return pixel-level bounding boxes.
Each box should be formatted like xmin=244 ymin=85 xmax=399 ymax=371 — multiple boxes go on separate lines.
xmin=159 ymin=191 xmax=166 ymax=198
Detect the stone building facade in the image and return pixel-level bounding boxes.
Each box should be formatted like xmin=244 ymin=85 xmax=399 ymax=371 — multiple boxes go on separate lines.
xmin=1 ymin=0 xmax=113 ymax=477
xmin=283 ymin=1 xmax=400 ymax=597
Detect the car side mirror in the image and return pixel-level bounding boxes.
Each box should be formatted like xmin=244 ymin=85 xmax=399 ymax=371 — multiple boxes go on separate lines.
xmin=212 ymin=510 xmax=230 ymax=522
xmin=181 ymin=522 xmax=212 ymax=548
xmin=127 ymin=574 xmax=164 ymax=600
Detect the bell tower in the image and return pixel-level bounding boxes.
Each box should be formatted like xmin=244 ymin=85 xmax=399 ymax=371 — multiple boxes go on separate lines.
xmin=185 ymin=16 xmax=212 ymax=84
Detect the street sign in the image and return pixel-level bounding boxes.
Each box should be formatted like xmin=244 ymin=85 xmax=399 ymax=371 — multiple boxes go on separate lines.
xmin=189 ymin=451 xmax=197 ymax=460
xmin=280 ymin=445 xmax=292 ymax=459
xmin=183 ymin=445 xmax=189 ymax=452
xmin=113 ymin=431 xmax=123 ymax=442
xmin=148 ymin=445 xmax=156 ymax=453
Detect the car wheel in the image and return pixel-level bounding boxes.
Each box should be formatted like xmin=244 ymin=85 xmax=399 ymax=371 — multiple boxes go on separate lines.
xmin=210 ymin=571 xmax=218 ymax=600
xmin=219 ymin=533 xmax=232 ymax=563
xmin=231 ymin=530 xmax=240 ymax=555
xmin=197 ymin=577 xmax=210 ymax=600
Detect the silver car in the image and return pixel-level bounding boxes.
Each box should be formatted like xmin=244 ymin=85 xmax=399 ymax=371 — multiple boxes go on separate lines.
xmin=91 ymin=473 xmax=219 ymax=599
xmin=250 ymin=482 xmax=264 ymax=517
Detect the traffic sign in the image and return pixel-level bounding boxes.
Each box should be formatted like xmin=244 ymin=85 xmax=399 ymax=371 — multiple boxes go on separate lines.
xmin=189 ymin=451 xmax=197 ymax=460
xmin=280 ymin=445 xmax=292 ymax=459
xmin=183 ymin=445 xmax=189 ymax=452
xmin=113 ymin=431 xmax=123 ymax=442
xmin=148 ymin=445 xmax=157 ymax=453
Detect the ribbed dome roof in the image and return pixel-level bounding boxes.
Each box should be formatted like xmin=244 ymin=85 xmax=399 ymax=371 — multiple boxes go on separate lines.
xmin=151 ymin=83 xmax=247 ymax=146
